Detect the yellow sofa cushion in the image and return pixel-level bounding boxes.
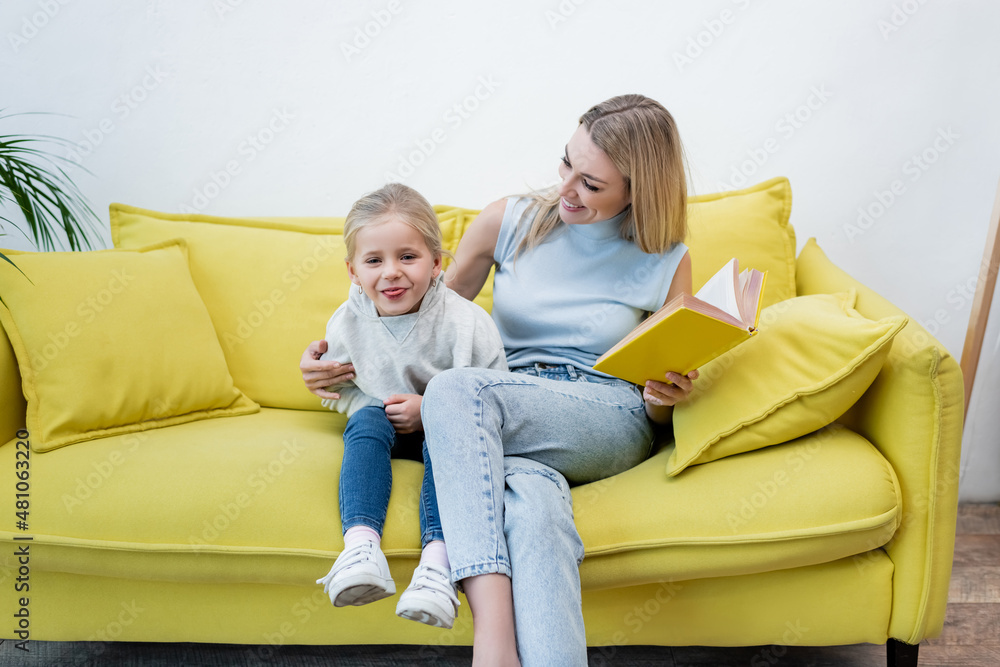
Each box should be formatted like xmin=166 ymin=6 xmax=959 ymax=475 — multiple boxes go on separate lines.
xmin=687 ymin=176 xmax=796 ymax=309
xmin=0 ymin=241 xmax=258 ymax=452
xmin=0 ymin=410 xmax=899 ymax=590
xmin=668 ymin=292 xmax=907 ymax=476
xmin=576 ymin=424 xmax=901 ymax=590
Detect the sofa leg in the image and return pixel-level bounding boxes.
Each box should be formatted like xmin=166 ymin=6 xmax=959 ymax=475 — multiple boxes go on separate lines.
xmin=887 ymin=638 xmax=919 ymax=667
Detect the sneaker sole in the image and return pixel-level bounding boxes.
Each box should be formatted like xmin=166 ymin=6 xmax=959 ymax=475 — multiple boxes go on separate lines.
xmin=332 ymin=575 xmax=396 ymax=607
xmin=395 ymin=598 xmax=455 ymax=629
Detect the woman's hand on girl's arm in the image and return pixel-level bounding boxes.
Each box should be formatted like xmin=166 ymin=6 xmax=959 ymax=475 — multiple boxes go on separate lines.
xmin=299 ymin=340 xmax=355 ymax=400
xmin=643 ymin=370 xmax=699 ymax=424
xmin=384 ymin=394 xmax=423 ymax=434
xmin=444 ymin=199 xmax=505 ymax=301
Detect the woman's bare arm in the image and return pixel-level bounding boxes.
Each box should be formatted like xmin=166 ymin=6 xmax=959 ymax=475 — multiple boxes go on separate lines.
xmin=445 ymin=199 xmax=506 ymax=301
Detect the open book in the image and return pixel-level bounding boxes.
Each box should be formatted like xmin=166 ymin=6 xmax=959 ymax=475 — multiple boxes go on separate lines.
xmin=593 ymin=258 xmax=767 ymax=385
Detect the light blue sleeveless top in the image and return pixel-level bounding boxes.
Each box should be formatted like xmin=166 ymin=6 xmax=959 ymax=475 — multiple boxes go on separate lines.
xmin=491 ymin=196 xmax=688 ymax=372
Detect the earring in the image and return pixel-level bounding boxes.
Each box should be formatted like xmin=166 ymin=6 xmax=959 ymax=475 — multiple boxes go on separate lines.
xmin=357 ymin=285 xmax=362 ymax=295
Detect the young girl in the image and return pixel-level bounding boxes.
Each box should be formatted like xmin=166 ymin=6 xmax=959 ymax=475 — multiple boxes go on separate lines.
xmin=314 ymin=183 xmax=507 ymax=630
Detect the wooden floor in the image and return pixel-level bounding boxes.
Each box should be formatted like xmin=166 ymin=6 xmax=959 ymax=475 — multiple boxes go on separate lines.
xmin=922 ymin=502 xmax=1000 ymax=666
xmin=2 ymin=503 xmax=997 ymax=666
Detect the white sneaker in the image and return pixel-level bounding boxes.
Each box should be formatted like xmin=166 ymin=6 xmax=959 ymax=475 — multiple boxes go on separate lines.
xmin=316 ymin=541 xmax=395 ymax=607
xmin=395 ymin=563 xmax=461 ymax=629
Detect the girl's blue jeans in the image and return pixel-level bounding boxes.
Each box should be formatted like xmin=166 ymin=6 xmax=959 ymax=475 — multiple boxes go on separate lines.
xmin=422 ymin=364 xmax=654 ymax=665
xmin=339 ymin=405 xmax=443 ymax=547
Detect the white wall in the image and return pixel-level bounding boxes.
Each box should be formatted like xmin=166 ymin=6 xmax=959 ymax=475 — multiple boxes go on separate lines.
xmin=3 ymin=0 xmax=999 ymax=499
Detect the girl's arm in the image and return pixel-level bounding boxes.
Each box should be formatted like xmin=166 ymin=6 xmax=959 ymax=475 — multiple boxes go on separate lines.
xmin=643 ymin=251 xmax=698 ymax=424
xmin=445 ymin=199 xmax=506 ymax=301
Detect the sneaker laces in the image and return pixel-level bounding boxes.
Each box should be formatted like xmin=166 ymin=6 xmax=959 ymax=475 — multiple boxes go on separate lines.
xmin=408 ymin=563 xmax=460 ymax=608
xmin=338 ymin=540 xmax=380 ymax=572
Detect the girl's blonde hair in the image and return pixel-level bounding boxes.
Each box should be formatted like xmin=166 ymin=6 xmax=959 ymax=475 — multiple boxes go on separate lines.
xmin=517 ymin=94 xmax=688 ymax=256
xmin=344 ymin=183 xmax=448 ymax=261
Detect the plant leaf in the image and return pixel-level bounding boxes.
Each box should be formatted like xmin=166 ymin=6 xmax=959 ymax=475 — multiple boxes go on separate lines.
xmin=0 ymin=112 xmax=103 ymax=252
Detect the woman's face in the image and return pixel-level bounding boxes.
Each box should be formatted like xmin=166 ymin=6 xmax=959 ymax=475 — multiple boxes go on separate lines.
xmin=556 ymin=124 xmax=631 ymax=225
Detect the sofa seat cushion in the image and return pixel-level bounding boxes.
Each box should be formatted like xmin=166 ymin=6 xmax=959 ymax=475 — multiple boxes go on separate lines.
xmin=574 ymin=423 xmax=901 ymax=590
xmin=0 ymin=414 xmax=899 ymax=590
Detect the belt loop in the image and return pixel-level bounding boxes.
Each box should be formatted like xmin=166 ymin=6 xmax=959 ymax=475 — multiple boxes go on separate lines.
xmin=566 ymin=365 xmax=579 ymax=380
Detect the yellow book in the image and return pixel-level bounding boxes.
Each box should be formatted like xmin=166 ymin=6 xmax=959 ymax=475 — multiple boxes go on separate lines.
xmin=593 ymin=258 xmax=767 ymax=385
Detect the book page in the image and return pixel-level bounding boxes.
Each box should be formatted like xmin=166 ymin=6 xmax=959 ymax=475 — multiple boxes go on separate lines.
xmin=694 ymin=258 xmax=741 ymax=320
xmin=738 ymin=269 xmax=766 ymax=328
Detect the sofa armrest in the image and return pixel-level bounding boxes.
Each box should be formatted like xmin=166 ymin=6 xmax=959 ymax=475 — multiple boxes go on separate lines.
xmin=0 ymin=321 xmax=26 ymax=443
xmin=796 ymin=238 xmax=963 ymax=644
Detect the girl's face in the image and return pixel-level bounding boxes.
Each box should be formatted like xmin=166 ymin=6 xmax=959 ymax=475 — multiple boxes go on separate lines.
xmin=346 ymin=216 xmax=442 ymax=317
xmin=556 ymin=124 xmax=631 ymax=225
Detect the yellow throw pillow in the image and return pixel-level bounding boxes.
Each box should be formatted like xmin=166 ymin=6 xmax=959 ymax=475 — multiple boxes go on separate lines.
xmin=687 ymin=177 xmax=796 ymax=309
xmin=667 ymin=292 xmax=907 ymax=476
xmin=0 ymin=240 xmax=258 ymax=452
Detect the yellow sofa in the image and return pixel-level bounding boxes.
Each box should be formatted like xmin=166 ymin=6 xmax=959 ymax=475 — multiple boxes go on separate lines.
xmin=0 ymin=178 xmax=961 ymax=666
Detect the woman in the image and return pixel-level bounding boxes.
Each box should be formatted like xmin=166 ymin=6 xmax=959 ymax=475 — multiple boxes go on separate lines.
xmin=301 ymin=94 xmax=698 ymax=666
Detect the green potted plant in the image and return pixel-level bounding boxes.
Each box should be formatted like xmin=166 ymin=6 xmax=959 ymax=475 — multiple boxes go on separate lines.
xmin=0 ymin=111 xmax=103 ymax=271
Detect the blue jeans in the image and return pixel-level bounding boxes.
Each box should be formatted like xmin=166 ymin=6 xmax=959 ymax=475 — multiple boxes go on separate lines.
xmin=422 ymin=364 xmax=654 ymax=665
xmin=339 ymin=406 xmax=443 ymax=546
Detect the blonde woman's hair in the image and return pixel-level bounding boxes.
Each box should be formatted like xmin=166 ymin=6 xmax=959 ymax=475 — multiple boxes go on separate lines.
xmin=516 ymin=94 xmax=688 ymax=257
xmin=344 ymin=183 xmax=449 ymax=262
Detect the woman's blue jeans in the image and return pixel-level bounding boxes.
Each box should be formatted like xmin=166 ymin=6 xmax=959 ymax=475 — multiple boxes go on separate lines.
xmin=422 ymin=364 xmax=654 ymax=665
xmin=339 ymin=405 xmax=443 ymax=546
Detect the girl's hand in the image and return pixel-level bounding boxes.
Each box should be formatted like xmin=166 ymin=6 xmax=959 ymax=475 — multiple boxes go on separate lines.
xmin=643 ymin=370 xmax=699 ymax=424
xmin=384 ymin=394 xmax=423 ymax=434
xmin=299 ymin=340 xmax=355 ymax=400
